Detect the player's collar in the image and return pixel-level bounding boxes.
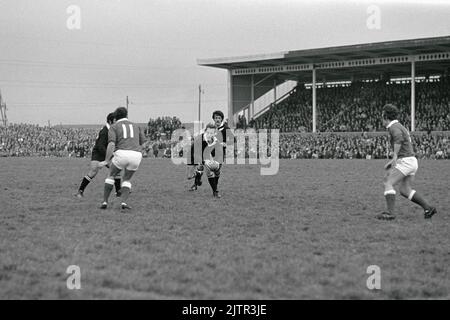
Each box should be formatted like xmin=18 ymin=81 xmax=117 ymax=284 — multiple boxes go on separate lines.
xmin=116 ymin=118 xmax=129 ymax=123
xmin=386 ymin=120 xmax=398 ymax=129
xmin=106 ymin=123 xmax=110 ymax=130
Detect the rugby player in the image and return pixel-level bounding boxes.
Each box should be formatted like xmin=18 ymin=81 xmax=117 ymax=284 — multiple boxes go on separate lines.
xmin=75 ymin=113 xmax=121 ymax=198
xmin=188 ymin=110 xmax=229 ymax=191
xmin=377 ymin=104 xmax=437 ymax=220
xmin=189 ymin=123 xmax=223 ymax=198
xmin=99 ymin=107 xmax=145 ymax=210
xmin=211 ymin=110 xmax=230 ymax=196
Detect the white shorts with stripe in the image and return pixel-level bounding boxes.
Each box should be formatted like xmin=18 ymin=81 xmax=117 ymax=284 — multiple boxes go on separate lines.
xmin=395 ymin=156 xmax=418 ymax=176
xmin=112 ymin=150 xmax=142 ymax=171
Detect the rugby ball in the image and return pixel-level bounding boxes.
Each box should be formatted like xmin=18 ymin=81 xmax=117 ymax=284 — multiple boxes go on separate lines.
xmin=204 ymin=159 xmax=220 ymax=171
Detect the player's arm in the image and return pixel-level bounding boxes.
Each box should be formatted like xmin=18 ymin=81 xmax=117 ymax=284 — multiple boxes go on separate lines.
xmin=390 ymin=143 xmax=401 ymax=168
xmin=104 ymin=141 xmax=115 ymax=164
xmin=385 ymin=129 xmax=403 ymax=169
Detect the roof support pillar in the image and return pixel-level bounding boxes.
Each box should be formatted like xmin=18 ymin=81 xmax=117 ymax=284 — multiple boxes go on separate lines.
xmin=312 ymin=68 xmax=317 ymax=133
xmin=411 ymin=59 xmax=416 ymax=132
xmin=251 ymin=74 xmax=255 ymax=119
xmin=227 ymin=69 xmax=235 ymax=127
xmin=273 ymin=79 xmax=277 ymax=102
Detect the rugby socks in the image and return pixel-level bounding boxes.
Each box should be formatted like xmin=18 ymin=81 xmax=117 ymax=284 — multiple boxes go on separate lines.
xmin=214 ymin=177 xmax=219 ymax=191
xmin=408 ymin=190 xmax=431 ymax=211
xmin=103 ymin=178 xmax=114 ymax=203
xmin=120 ymin=188 xmax=131 ymax=204
xmin=79 ymin=175 xmax=92 ymax=192
xmin=384 ymin=190 xmax=396 ymax=214
xmin=208 ymin=178 xmax=217 ymax=193
xmin=114 ymin=177 xmax=122 ymax=194
xmin=120 ymin=181 xmax=132 ymax=204
xmin=195 ymin=171 xmax=203 ymax=186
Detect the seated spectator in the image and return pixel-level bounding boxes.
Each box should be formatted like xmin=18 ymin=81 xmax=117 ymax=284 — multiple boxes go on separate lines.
xmin=255 ymin=77 xmax=450 ymax=132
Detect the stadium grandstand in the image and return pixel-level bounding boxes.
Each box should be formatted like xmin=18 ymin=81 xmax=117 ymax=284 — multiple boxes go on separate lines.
xmin=198 ymin=35 xmax=450 ymax=133
xmin=2 ymin=36 xmax=450 ymax=160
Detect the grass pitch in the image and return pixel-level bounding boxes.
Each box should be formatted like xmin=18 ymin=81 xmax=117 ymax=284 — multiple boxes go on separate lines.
xmin=0 ymin=158 xmax=449 ymax=299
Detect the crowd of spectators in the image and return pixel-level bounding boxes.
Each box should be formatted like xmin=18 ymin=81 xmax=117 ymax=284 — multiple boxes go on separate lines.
xmin=1 ymin=124 xmax=449 ymax=160
xmin=1 ymin=80 xmax=450 ymax=161
xmin=278 ymin=132 xmax=450 ymax=159
xmin=0 ymin=122 xmax=179 ymax=159
xmin=0 ymin=123 xmax=96 ymax=157
xmin=254 ymin=76 xmax=450 ymax=132
xmin=146 ymin=116 xmax=182 ymax=141
xmin=236 ymin=114 xmax=248 ymax=129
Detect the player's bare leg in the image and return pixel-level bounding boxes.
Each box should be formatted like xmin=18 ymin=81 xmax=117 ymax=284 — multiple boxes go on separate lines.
xmin=377 ymin=168 xmax=405 ymax=220
xmin=119 ymin=168 xmax=136 ymax=210
xmin=101 ymin=163 xmax=121 ymax=209
xmin=189 ymin=165 xmax=203 ymax=191
xmin=75 ymin=160 xmax=100 ymax=198
xmin=399 ymin=175 xmax=437 ymax=219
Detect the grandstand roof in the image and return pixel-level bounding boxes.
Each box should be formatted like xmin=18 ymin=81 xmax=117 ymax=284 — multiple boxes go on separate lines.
xmin=198 ymin=35 xmax=450 ymax=82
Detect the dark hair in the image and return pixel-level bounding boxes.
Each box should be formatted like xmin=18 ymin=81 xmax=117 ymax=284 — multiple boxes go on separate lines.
xmin=106 ymin=112 xmax=115 ymax=124
xmin=212 ymin=110 xmax=224 ymax=120
xmin=382 ymin=104 xmax=399 ymax=121
xmin=114 ymin=107 xmax=128 ymax=120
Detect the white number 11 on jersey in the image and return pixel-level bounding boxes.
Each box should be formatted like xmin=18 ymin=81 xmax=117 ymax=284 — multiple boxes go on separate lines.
xmin=122 ymin=124 xmax=134 ymax=139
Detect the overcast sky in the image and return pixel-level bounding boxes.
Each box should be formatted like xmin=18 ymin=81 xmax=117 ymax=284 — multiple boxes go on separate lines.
xmin=0 ymin=0 xmax=449 ymax=125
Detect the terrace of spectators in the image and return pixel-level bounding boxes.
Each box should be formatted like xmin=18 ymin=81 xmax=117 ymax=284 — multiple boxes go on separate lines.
xmin=198 ymin=35 xmax=450 ymax=132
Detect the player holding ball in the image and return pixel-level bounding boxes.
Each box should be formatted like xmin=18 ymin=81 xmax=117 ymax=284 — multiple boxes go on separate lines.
xmin=190 ymin=123 xmax=223 ymax=198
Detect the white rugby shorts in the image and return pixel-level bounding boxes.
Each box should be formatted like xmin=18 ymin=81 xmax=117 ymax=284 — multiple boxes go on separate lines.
xmin=112 ymin=150 xmax=142 ymax=171
xmin=395 ymin=156 xmax=418 ymax=176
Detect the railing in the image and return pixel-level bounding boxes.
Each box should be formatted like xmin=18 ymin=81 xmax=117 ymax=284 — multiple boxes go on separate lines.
xmin=250 ymin=80 xmax=298 ymax=119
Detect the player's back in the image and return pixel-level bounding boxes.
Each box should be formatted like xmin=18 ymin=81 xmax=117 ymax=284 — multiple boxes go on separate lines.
xmin=109 ymin=119 xmax=144 ymax=152
xmin=93 ymin=125 xmax=109 ymax=151
xmin=388 ymin=121 xmax=415 ymax=158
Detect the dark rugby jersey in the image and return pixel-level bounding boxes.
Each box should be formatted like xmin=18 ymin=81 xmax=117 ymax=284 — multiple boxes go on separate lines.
xmin=216 ymin=121 xmax=232 ymax=161
xmin=92 ymin=123 xmax=110 ymax=156
xmin=216 ymin=121 xmax=229 ymax=144
xmin=387 ymin=120 xmax=415 ymax=158
xmin=108 ymin=118 xmax=145 ymax=152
